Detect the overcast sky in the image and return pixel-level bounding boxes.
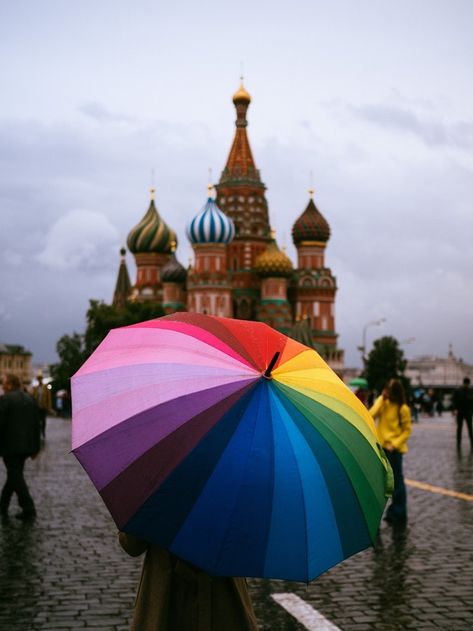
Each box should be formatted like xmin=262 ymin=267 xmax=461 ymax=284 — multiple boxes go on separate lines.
xmin=1 ymin=0 xmax=472 ymax=368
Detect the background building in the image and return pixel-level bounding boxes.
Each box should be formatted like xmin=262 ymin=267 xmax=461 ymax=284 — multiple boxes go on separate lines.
xmin=406 ymin=347 xmax=473 ymax=390
xmin=115 ymin=82 xmax=344 ymax=369
xmin=0 ymin=343 xmax=32 ymax=386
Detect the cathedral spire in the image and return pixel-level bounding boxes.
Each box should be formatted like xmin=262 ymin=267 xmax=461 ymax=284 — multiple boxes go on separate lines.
xmin=112 ymin=247 xmax=131 ymax=309
xmin=232 ymin=77 xmax=251 ymax=127
xmin=220 ymin=79 xmax=260 ymax=184
xmin=215 ymin=79 xmax=271 ymax=300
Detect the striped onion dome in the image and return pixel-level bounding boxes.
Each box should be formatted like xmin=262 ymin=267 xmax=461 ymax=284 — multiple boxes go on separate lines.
xmin=292 ymin=189 xmax=330 ymax=245
xmin=254 ymin=232 xmax=293 ymax=278
xmin=187 ymin=191 xmax=235 ymax=245
xmin=160 ymin=249 xmax=187 ymax=283
xmin=127 ymin=191 xmax=177 ymax=254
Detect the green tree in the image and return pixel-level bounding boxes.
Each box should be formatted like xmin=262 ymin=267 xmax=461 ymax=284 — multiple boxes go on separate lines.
xmin=363 ymin=336 xmax=410 ymax=394
xmin=50 ymin=332 xmax=86 ymax=392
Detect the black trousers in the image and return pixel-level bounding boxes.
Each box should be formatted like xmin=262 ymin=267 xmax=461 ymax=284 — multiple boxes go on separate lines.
xmin=385 ymin=449 xmax=407 ymax=522
xmin=456 ymin=413 xmax=473 ymax=448
xmin=39 ymin=408 xmax=47 ymax=437
xmin=0 ymin=455 xmax=35 ymax=513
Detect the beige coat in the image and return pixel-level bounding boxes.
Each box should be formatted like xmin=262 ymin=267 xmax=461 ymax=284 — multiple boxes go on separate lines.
xmin=119 ymin=533 xmax=259 ymax=631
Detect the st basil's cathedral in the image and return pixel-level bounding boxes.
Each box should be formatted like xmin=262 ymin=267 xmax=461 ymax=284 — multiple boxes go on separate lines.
xmin=113 ymin=81 xmax=344 ymax=369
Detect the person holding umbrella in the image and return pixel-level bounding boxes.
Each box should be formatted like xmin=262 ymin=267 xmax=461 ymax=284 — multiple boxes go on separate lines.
xmin=72 ymin=313 xmax=393 ymax=626
xmin=369 ymin=379 xmax=412 ymax=526
xmin=119 ymin=531 xmax=258 ymax=630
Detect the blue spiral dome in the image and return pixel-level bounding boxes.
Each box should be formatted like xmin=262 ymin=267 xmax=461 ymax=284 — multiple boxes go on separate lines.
xmin=187 ymin=196 xmax=235 ymax=245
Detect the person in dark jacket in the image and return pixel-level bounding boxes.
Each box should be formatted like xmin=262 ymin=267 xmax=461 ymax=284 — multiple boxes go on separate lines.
xmin=453 ymin=377 xmax=473 ymax=450
xmin=0 ymin=373 xmax=42 ymax=519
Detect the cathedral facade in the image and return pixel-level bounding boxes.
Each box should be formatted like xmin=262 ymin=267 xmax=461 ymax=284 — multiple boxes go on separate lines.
xmin=114 ymin=82 xmax=344 ymax=368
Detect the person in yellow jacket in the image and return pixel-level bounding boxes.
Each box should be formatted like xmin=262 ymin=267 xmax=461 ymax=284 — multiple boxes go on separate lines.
xmin=369 ymin=379 xmax=412 ymax=525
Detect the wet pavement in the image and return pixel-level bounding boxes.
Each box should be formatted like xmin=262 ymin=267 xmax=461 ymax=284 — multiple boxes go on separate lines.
xmin=1 ymin=413 xmax=472 ymax=630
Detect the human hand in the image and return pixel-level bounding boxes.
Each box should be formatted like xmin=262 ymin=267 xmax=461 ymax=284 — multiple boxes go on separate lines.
xmin=384 ymin=443 xmax=394 ymax=452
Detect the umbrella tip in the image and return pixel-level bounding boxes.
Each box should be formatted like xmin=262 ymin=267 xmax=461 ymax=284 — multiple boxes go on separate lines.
xmin=263 ymin=351 xmax=280 ymax=379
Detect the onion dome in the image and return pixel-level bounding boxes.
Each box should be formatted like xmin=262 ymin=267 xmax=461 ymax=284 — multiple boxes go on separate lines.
xmin=187 ymin=186 xmax=235 ymax=245
xmin=254 ymin=231 xmax=293 ymax=277
xmin=232 ymin=78 xmax=251 ymax=105
xmin=127 ymin=189 xmax=177 ymax=254
xmin=160 ymin=243 xmax=187 ymax=283
xmin=292 ymin=189 xmax=331 ymax=245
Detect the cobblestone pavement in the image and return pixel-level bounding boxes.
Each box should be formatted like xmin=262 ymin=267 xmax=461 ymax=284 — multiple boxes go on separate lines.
xmin=1 ymin=413 xmax=472 ymax=630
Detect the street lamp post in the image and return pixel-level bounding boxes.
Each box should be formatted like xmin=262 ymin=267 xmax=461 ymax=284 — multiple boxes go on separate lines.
xmin=357 ymin=318 xmax=386 ymax=363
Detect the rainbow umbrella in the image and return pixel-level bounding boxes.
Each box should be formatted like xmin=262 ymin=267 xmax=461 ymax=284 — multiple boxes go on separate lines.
xmin=72 ymin=313 xmax=392 ymax=582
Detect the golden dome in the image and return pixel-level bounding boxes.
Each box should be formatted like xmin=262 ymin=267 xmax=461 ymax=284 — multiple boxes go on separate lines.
xmin=254 ymin=234 xmax=293 ymax=278
xmin=232 ymin=78 xmax=251 ymax=104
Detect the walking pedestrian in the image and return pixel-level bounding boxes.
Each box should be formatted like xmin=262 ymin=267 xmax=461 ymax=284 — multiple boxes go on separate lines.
xmin=0 ymin=373 xmax=42 ymax=520
xmin=119 ymin=532 xmax=259 ymax=630
xmin=369 ymin=379 xmax=412 ymax=526
xmin=452 ymin=377 xmax=473 ymax=451
xmin=32 ymin=372 xmax=52 ymax=439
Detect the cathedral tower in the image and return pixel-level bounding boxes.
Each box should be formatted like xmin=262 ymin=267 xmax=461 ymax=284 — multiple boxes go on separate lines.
xmin=160 ymin=242 xmax=187 ymax=314
xmin=254 ymin=230 xmax=293 ymax=333
xmin=112 ymin=247 xmax=131 ymax=309
xmin=186 ymin=187 xmax=235 ymax=317
xmin=215 ymin=80 xmax=271 ymax=319
xmin=126 ymin=188 xmax=176 ymax=302
xmin=291 ymin=189 xmax=341 ymax=364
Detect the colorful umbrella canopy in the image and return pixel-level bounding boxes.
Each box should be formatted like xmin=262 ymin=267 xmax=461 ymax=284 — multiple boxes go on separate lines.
xmin=349 ymin=377 xmax=369 ymax=389
xmin=72 ymin=313 xmax=392 ymax=582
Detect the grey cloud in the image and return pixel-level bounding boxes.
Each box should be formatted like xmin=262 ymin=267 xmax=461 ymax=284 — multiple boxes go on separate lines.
xmin=3 ymin=249 xmax=24 ymax=266
xmin=78 ymin=102 xmax=133 ymax=123
xmin=37 ymin=209 xmax=120 ymax=271
xmin=0 ymin=304 xmax=12 ymax=322
xmin=350 ymin=103 xmax=473 ymax=149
